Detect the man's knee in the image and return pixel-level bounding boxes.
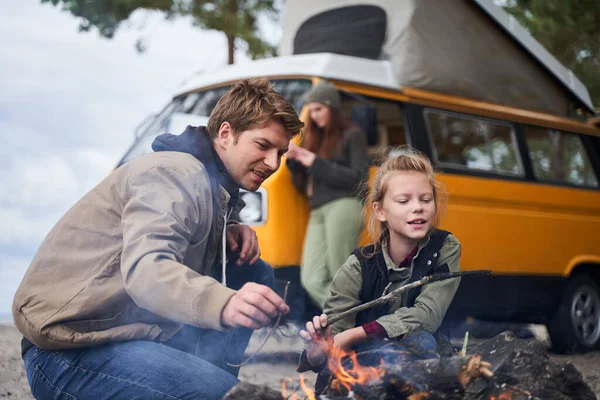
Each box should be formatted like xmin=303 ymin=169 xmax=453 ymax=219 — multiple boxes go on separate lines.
xmin=225 ymin=258 xmax=275 ymax=291
xmin=248 ymin=258 xmax=275 ymax=289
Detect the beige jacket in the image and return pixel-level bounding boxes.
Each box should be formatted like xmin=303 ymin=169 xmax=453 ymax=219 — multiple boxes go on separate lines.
xmin=13 ymin=151 xmax=239 ymax=349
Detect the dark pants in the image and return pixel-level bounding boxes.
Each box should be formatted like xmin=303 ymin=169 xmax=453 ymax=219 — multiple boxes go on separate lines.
xmin=23 ymin=259 xmax=275 ymax=400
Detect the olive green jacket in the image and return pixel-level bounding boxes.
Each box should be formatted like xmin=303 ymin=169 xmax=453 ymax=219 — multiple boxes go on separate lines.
xmin=326 ymin=233 xmax=462 ymax=338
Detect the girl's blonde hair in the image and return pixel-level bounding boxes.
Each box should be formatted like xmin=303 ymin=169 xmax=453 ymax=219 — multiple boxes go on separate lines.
xmin=362 ymin=146 xmax=447 ymax=252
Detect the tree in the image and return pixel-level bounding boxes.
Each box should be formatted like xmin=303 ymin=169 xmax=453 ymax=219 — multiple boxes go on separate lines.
xmin=501 ymin=0 xmax=600 ymax=110
xmin=40 ymin=0 xmax=279 ymax=64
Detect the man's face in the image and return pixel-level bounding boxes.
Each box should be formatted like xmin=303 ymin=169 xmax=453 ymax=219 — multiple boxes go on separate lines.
xmin=214 ymin=120 xmax=292 ymax=191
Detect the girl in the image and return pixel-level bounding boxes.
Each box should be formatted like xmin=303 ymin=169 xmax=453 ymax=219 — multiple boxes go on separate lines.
xmin=286 ymin=81 xmax=370 ymax=310
xmin=298 ymin=146 xmax=462 ymax=393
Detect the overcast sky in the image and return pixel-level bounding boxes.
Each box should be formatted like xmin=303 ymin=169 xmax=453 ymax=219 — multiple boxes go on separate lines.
xmin=0 ymin=0 xmax=280 ymax=319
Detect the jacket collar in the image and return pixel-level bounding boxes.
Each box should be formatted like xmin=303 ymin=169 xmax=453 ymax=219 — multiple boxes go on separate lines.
xmin=151 ymin=125 xmax=239 ymax=205
xmin=382 ymin=235 xmax=431 ymax=272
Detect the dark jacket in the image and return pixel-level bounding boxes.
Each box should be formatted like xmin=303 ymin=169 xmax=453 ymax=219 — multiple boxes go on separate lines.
xmin=326 ymin=232 xmax=462 ymax=338
xmin=354 ymin=230 xmax=452 ymax=327
xmin=287 ymin=126 xmax=369 ymax=209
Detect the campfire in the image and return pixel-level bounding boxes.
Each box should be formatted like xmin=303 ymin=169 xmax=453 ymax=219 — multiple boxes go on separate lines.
xmin=223 ymin=332 xmax=597 ymax=400
xmin=284 ymin=334 xmax=504 ymax=400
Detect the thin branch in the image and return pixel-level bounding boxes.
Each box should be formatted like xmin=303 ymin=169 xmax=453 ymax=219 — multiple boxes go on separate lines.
xmin=461 ymin=331 xmax=470 ymax=357
xmin=326 ymin=270 xmax=491 ymax=327
xmin=227 ymin=281 xmax=290 ymax=367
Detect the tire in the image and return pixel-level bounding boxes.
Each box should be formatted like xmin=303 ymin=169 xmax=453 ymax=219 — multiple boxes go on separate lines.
xmin=547 ymin=273 xmax=600 ymax=353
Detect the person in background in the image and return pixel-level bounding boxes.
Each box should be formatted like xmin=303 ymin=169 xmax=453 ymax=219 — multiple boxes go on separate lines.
xmin=298 ymin=146 xmax=462 ymax=394
xmin=12 ymin=79 xmax=303 ymax=400
xmin=286 ymin=81 xmax=370 ymax=311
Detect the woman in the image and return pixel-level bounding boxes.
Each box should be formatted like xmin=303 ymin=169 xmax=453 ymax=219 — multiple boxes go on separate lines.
xmin=286 ymin=81 xmax=369 ymax=310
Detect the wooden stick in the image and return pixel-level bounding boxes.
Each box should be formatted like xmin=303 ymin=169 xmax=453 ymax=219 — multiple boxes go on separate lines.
xmin=461 ymin=331 xmax=469 ymax=356
xmin=326 ymin=270 xmax=491 ymax=326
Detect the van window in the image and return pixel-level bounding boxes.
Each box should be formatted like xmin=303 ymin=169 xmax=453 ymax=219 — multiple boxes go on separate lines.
xmin=524 ymin=127 xmax=598 ymax=188
xmin=340 ymin=95 xmax=408 ymax=160
xmin=118 ymin=79 xmax=312 ymax=165
xmin=424 ymin=109 xmax=523 ymax=176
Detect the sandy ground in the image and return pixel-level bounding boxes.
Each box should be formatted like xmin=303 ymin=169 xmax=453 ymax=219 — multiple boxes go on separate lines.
xmin=1 ymin=323 xmax=598 ymax=399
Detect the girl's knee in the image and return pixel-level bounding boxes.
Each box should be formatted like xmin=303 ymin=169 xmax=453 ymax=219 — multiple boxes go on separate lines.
xmin=402 ymin=330 xmax=438 ymax=351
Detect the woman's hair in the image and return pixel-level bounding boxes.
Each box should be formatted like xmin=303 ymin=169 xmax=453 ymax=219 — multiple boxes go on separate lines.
xmin=301 ymin=108 xmax=351 ymax=159
xmin=363 ymin=146 xmax=447 ymax=252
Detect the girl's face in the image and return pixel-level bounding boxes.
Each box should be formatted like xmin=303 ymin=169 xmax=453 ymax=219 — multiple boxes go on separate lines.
xmin=373 ymin=171 xmax=436 ymax=245
xmin=308 ymin=102 xmax=331 ymax=129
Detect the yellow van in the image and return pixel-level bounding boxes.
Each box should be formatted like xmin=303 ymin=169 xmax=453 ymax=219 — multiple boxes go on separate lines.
xmin=118 ymin=1 xmax=600 ymax=352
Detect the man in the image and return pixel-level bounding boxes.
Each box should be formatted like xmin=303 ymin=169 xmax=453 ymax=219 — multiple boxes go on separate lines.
xmin=12 ymin=79 xmax=304 ymax=399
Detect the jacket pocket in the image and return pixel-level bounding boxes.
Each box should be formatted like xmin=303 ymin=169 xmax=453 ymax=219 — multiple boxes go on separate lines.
xmin=61 ymin=308 xmax=128 ymax=333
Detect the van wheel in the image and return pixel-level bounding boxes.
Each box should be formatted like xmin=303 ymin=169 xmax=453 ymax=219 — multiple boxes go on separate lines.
xmin=547 ymin=273 xmax=600 ymax=353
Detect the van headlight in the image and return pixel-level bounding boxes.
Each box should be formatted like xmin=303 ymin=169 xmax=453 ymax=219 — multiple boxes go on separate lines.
xmin=238 ymin=188 xmax=267 ymax=225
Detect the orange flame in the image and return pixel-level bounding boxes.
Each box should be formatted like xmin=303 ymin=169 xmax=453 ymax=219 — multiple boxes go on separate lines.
xmin=407 ymin=393 xmax=430 ymax=400
xmin=490 ymin=393 xmax=512 ymax=400
xmin=281 ymin=377 xmax=299 ymax=400
xmin=281 ymin=375 xmax=314 ymax=400
xmin=300 ymin=374 xmax=316 ymax=400
xmin=325 ymin=339 xmax=385 ymax=393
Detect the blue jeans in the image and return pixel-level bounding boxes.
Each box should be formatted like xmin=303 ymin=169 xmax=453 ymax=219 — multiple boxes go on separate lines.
xmin=23 ymin=259 xmax=275 ymax=400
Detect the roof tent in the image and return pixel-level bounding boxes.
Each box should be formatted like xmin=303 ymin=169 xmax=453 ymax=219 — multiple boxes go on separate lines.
xmin=279 ymin=0 xmax=594 ymax=117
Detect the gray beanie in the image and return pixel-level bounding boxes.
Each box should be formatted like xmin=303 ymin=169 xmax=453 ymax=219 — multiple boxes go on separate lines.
xmin=305 ymin=81 xmax=341 ymax=111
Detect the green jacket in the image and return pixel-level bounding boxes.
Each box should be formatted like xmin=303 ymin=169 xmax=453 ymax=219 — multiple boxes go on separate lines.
xmin=325 ymin=233 xmax=462 ymax=338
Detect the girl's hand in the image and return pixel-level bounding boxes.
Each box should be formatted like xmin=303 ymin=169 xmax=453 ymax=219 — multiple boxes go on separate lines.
xmin=287 ymin=142 xmax=317 ymax=167
xmin=299 ymin=314 xmax=332 ymax=366
xmin=333 ymin=326 xmax=368 ymax=351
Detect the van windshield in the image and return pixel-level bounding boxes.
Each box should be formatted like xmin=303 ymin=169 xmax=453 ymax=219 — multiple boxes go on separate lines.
xmin=117 ymin=78 xmax=312 ymax=165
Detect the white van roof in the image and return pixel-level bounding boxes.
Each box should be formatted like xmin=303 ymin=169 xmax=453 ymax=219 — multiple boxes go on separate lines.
xmin=276 ymin=0 xmax=592 ymax=117
xmin=178 ymin=0 xmax=593 ymax=117
xmin=177 ymin=53 xmax=399 ymax=95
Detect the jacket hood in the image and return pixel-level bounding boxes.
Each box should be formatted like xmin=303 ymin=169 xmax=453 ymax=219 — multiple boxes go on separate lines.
xmin=151 ymin=126 xmax=239 ymax=195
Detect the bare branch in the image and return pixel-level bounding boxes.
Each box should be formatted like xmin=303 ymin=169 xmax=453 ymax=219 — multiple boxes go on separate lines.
xmin=326 ymin=270 xmax=491 ymax=327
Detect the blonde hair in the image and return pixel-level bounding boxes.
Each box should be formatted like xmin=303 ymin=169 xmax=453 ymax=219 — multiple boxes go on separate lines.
xmin=364 ymin=146 xmax=447 ymax=252
xmin=207 ymin=78 xmax=304 ymax=139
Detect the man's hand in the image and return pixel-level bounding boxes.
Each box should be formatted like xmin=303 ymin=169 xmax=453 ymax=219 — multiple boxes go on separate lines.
xmin=221 ymin=282 xmax=289 ymax=330
xmin=300 ymin=314 xmax=332 ymax=367
xmin=333 ymin=326 xmax=368 ymax=351
xmin=226 ymin=224 xmax=260 ymax=265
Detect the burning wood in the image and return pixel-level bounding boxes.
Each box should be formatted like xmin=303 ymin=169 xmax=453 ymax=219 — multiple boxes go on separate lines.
xmin=321 ymin=353 xmax=496 ymax=399
xmin=222 ymin=332 xmax=597 ymax=400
